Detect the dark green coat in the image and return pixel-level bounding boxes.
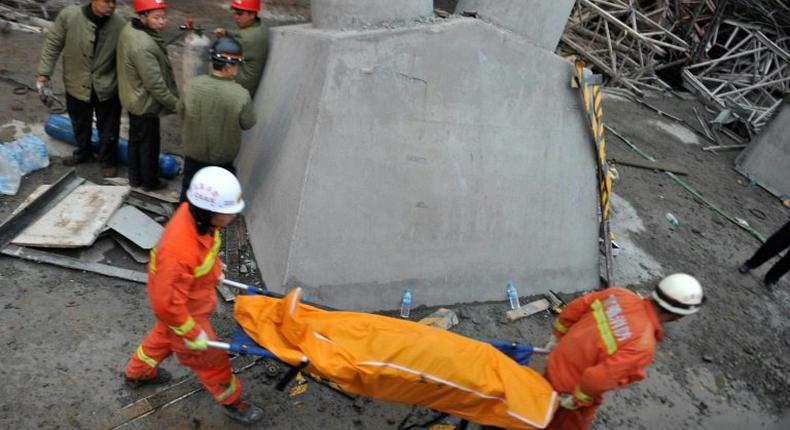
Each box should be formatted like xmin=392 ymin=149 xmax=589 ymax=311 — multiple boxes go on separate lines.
xmin=228 ymin=19 xmax=268 ymax=97
xmin=37 ymin=4 xmax=125 ymax=102
xmin=117 ymin=20 xmax=178 ymax=116
xmin=178 ymin=74 xmax=256 ymax=164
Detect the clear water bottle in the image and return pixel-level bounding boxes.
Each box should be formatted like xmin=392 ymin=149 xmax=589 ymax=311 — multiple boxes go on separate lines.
xmin=665 ymin=212 xmax=679 ymax=227
xmin=399 ymin=288 xmax=413 ymax=319
xmin=506 ymin=282 xmax=520 ymax=310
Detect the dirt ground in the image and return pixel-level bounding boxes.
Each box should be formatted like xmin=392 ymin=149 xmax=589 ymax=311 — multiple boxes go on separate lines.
xmin=1 ymin=1 xmax=789 ymax=429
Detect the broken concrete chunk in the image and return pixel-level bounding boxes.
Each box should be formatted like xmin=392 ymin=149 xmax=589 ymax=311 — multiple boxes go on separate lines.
xmin=418 ymin=308 xmax=459 ymax=330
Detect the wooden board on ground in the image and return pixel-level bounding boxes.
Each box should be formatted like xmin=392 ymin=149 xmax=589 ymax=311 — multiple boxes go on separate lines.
xmin=104 ymin=177 xmax=180 ymax=203
xmin=506 ymin=298 xmax=551 ymax=321
xmin=12 ymin=185 xmax=129 ymax=248
xmin=608 ymin=154 xmax=689 ymax=176
xmin=107 ymin=205 xmax=163 ymax=250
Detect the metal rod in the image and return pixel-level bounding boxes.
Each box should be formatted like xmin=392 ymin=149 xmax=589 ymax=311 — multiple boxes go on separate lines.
xmin=207 ymin=340 xmax=230 ymax=350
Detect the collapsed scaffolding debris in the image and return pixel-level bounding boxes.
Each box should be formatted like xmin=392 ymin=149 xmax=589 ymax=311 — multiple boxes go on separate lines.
xmin=559 ymin=0 xmax=790 ymax=140
xmin=559 ymin=0 xmax=689 ymax=94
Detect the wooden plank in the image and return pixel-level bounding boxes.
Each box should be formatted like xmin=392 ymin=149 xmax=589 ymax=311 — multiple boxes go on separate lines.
xmin=107 ymin=205 xmax=163 ymax=250
xmin=99 ymin=357 xmax=254 ymax=430
xmin=702 ymin=144 xmax=746 ymax=152
xmin=99 ymin=378 xmax=203 ymax=429
xmin=0 ymin=170 xmax=85 ymax=249
xmin=12 ymin=185 xmax=129 ymax=248
xmin=506 ymin=299 xmax=551 ymax=321
xmin=1 ymin=245 xmax=148 ymax=283
xmin=104 ymin=177 xmax=179 ymax=204
xmin=608 ymin=154 xmax=689 ymax=175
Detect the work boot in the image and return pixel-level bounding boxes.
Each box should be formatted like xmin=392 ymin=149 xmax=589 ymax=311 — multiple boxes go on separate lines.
xmin=737 ymin=262 xmax=752 ymax=274
xmin=142 ymin=179 xmax=168 ymax=192
xmin=124 ymin=368 xmax=172 ymax=389
xmin=764 ymin=277 xmax=778 ymax=292
xmin=222 ymin=399 xmax=264 ymax=425
xmin=101 ymin=165 xmax=118 ymax=178
xmin=62 ymin=153 xmax=94 ymax=166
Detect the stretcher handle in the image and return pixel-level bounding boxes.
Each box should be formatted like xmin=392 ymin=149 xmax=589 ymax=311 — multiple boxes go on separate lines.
xmin=207 ymin=340 xmax=231 ymax=350
xmin=208 ymin=339 xmax=280 ymax=360
xmin=533 ymin=347 xmax=549 ymax=355
xmin=222 ymin=279 xmax=270 ymax=296
xmin=222 ymin=279 xmax=337 ymax=311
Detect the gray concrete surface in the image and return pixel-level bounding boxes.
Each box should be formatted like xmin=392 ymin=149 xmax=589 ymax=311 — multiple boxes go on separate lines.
xmin=736 ymin=101 xmax=790 ymax=200
xmin=236 ymin=17 xmax=598 ymax=311
xmin=311 ymin=0 xmax=433 ymax=29
xmin=455 ymin=0 xmax=576 ymax=51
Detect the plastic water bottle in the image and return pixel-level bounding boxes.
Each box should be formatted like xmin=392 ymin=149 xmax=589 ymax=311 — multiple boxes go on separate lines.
xmin=399 ymin=288 xmax=413 ymax=319
xmin=665 ymin=212 xmax=679 ymax=227
xmin=506 ymin=282 xmax=521 ymax=310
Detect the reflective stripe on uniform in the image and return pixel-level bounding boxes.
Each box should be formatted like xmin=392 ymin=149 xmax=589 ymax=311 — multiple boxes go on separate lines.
xmin=184 ymin=335 xmax=208 ymax=350
xmin=574 ymin=385 xmax=593 ymax=403
xmin=194 ymin=229 xmax=221 ymax=278
xmin=148 ymin=247 xmax=157 ymax=273
xmin=136 ymin=345 xmax=158 ymax=368
xmin=553 ymin=318 xmax=568 ymax=334
xmin=590 ymin=299 xmax=618 ymax=355
xmin=214 ymin=374 xmax=239 ymax=402
xmin=169 ymin=315 xmax=196 ymax=336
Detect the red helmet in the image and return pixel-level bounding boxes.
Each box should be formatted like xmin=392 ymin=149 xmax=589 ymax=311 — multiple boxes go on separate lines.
xmin=133 ymin=0 xmax=168 ymax=14
xmin=230 ymin=0 xmax=260 ymax=13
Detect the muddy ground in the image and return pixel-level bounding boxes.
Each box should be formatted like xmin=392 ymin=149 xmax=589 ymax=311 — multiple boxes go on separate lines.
xmin=1 ymin=1 xmax=789 ymax=429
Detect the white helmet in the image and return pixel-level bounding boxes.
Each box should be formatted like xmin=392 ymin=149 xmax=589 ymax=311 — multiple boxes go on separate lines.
xmin=652 ymin=273 xmax=704 ymax=315
xmin=186 ymin=166 xmax=245 ymax=214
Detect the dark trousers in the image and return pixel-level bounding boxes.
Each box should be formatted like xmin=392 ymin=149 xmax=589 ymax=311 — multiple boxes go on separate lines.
xmin=179 ymin=157 xmax=236 ymax=202
xmin=65 ymin=92 xmax=121 ymax=166
xmin=128 ymin=114 xmax=161 ymax=188
xmin=745 ymin=220 xmax=790 ymax=284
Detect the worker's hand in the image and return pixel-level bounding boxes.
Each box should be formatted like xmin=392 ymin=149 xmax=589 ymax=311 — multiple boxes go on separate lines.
xmin=559 ymin=394 xmax=578 ymax=410
xmin=216 ymin=272 xmax=226 ymax=288
xmin=213 ymin=27 xmax=226 ymax=38
xmin=544 ymin=334 xmax=559 ymax=352
xmin=184 ymin=329 xmax=209 ymax=351
xmin=36 ymin=78 xmax=54 ymax=107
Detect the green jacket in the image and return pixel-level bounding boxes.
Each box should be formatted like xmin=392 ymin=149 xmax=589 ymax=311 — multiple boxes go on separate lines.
xmin=117 ymin=20 xmax=178 ymax=116
xmin=37 ymin=4 xmax=125 ymax=102
xmin=227 ymin=19 xmax=268 ymax=97
xmin=178 ymin=74 xmax=256 ymax=164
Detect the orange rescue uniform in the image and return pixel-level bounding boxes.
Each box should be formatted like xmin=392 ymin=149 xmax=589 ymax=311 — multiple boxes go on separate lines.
xmin=545 ymin=287 xmax=663 ymax=430
xmin=124 ymin=203 xmax=241 ymax=405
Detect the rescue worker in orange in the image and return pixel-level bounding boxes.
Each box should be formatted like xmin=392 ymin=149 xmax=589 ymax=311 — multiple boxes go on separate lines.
xmin=123 ymin=166 xmax=264 ymax=424
xmin=544 ymin=274 xmax=705 ymax=430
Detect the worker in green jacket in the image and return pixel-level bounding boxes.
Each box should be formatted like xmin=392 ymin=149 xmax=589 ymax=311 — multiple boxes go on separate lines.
xmin=177 ymin=37 xmax=256 ymax=202
xmin=37 ymin=0 xmax=125 ymax=177
xmin=213 ymin=0 xmax=269 ymax=98
xmin=117 ymin=0 xmax=178 ymax=191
